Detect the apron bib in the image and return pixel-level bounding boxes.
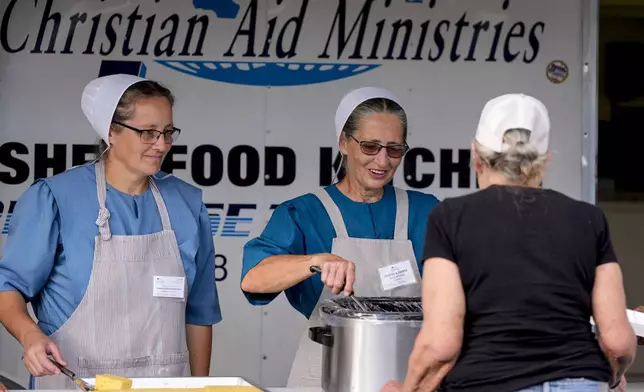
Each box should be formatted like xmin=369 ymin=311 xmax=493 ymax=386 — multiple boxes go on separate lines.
xmin=286 ymin=187 xmax=422 ymax=387
xmin=34 ymin=160 xmax=190 ymax=389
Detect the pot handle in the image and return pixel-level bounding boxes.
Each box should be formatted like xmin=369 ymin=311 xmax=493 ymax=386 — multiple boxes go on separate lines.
xmin=309 ymin=326 xmax=333 ymax=347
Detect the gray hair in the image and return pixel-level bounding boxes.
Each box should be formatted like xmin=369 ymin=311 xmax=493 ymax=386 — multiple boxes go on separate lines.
xmin=342 ymin=97 xmax=408 ymax=140
xmin=335 ymin=97 xmax=407 ymax=179
xmin=93 ymin=80 xmax=175 ymax=159
xmin=473 ymin=128 xmax=548 ymax=185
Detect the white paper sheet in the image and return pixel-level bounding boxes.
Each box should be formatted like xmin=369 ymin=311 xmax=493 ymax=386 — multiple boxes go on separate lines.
xmin=590 ymin=309 xmax=644 ymax=337
xmin=81 ymin=377 xmax=260 ymax=388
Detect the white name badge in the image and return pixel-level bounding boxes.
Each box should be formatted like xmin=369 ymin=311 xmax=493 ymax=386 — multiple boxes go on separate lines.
xmin=153 ymin=276 xmax=185 ymax=299
xmin=379 ymin=260 xmax=418 ymax=291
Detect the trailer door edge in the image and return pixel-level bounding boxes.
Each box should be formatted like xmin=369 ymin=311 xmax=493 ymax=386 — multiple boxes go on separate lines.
xmin=582 ymin=0 xmax=599 ymax=204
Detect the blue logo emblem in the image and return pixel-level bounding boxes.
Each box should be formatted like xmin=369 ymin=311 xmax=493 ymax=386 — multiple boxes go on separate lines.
xmin=155 ymin=60 xmax=380 ymax=87
xmin=155 ymin=0 xmax=381 ymax=87
xmin=193 ymin=0 xmax=241 ymax=19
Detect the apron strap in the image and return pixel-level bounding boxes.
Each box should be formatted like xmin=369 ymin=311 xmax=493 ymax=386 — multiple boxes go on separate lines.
xmin=94 ymin=161 xmax=173 ymax=239
xmin=393 ymin=187 xmax=409 ymax=241
xmin=148 ymin=178 xmax=172 ymax=231
xmin=94 ymin=160 xmax=112 ymax=241
xmin=312 ymin=188 xmax=349 ymax=238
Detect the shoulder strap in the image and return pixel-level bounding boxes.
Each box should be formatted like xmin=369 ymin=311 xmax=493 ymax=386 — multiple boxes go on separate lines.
xmin=393 ymin=187 xmax=409 ymax=240
xmin=312 ymin=188 xmax=349 ymax=238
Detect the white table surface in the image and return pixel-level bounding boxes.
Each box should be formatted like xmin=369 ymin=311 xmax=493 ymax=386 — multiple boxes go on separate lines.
xmin=9 ymin=390 xmax=324 ymax=392
xmin=267 ymin=389 xmax=323 ymax=392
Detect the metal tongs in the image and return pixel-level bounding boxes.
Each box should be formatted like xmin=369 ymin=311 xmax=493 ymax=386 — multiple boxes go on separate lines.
xmin=48 ymin=357 xmax=95 ymax=391
xmin=309 ymin=265 xmax=369 ymax=312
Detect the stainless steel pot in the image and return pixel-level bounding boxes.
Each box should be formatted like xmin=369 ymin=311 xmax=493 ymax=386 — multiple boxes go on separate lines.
xmin=309 ymin=297 xmax=423 ymax=392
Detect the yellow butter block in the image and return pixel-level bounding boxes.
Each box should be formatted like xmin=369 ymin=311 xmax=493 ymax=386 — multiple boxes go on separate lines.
xmin=94 ymin=374 xmax=134 ymax=391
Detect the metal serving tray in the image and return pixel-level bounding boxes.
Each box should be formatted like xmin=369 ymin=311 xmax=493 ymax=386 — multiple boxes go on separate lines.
xmin=81 ymin=377 xmax=268 ymax=391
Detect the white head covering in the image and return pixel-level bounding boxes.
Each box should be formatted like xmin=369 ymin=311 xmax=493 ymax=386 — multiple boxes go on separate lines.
xmin=81 ymin=74 xmax=146 ymax=146
xmin=475 ymin=93 xmax=550 ymax=154
xmin=334 ymin=87 xmax=401 ymax=151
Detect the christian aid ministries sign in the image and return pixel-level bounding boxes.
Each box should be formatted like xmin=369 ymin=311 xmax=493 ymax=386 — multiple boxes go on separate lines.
xmin=1 ymin=0 xmax=545 ymax=87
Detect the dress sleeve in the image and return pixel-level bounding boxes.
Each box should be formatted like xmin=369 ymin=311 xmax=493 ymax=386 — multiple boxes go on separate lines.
xmin=241 ymin=203 xmax=308 ymax=306
xmin=186 ymin=203 xmax=223 ymax=325
xmin=0 ymin=181 xmax=60 ymax=301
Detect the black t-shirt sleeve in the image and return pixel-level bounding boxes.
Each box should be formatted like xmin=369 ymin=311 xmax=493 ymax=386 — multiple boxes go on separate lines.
xmin=595 ymin=207 xmax=617 ymax=266
xmin=422 ymin=202 xmax=456 ymax=263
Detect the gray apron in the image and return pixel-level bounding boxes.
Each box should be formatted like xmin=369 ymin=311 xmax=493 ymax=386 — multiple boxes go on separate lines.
xmin=34 ymin=159 xmax=190 ymax=389
xmin=286 ymin=186 xmax=422 ymax=387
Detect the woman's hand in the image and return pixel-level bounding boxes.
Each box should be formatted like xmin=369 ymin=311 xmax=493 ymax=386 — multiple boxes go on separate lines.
xmin=22 ymin=330 xmax=65 ymax=377
xmin=0 ymin=383 xmax=8 ymax=392
xmin=313 ymin=253 xmax=356 ymax=295
xmin=610 ymin=375 xmax=627 ymax=392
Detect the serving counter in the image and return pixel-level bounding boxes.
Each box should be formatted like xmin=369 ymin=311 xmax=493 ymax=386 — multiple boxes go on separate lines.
xmin=17 ymin=389 xmax=323 ymax=392
xmin=7 ymin=376 xmax=325 ymax=392
xmin=267 ymin=389 xmax=323 ymax=392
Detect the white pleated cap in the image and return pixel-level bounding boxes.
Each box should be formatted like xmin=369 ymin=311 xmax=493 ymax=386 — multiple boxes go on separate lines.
xmin=81 ymin=74 xmax=146 ymax=146
xmin=475 ymin=93 xmax=551 ymax=154
xmin=334 ymin=87 xmax=401 ymax=150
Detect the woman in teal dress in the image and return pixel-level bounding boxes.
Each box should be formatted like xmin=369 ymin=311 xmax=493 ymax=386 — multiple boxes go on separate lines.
xmin=240 ymin=87 xmax=440 ymax=388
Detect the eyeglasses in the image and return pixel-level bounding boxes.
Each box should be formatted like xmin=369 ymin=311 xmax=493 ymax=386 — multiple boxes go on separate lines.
xmin=112 ymin=121 xmax=181 ymax=144
xmin=347 ymin=134 xmax=409 ymax=158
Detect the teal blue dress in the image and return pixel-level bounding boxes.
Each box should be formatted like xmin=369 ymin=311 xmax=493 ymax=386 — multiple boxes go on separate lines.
xmin=241 ymin=184 xmax=440 ymax=318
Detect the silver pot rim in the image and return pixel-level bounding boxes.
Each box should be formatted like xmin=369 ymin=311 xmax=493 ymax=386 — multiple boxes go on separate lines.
xmin=318 ymin=296 xmax=423 ymax=322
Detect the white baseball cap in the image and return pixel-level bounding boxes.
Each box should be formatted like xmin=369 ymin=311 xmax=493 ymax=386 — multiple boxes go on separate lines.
xmin=475 ymin=93 xmax=550 ymax=154
xmin=81 ymin=74 xmax=146 ymax=146
xmin=334 ymin=87 xmax=401 ymax=151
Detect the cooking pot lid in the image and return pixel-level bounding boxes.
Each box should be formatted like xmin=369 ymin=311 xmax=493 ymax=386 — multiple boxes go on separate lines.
xmin=319 ymin=296 xmax=423 ymax=321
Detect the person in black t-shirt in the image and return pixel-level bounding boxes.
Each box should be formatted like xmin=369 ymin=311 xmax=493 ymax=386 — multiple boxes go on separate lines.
xmin=382 ymin=94 xmax=636 ymax=392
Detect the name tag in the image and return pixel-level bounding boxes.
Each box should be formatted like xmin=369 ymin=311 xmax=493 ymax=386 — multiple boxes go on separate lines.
xmin=378 ymin=260 xmax=418 ymax=291
xmin=153 ymin=276 xmax=185 ymax=299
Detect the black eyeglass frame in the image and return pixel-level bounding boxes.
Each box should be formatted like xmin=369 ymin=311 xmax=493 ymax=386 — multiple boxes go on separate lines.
xmin=346 ymin=133 xmax=409 ymax=158
xmin=112 ymin=121 xmax=181 ymax=144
